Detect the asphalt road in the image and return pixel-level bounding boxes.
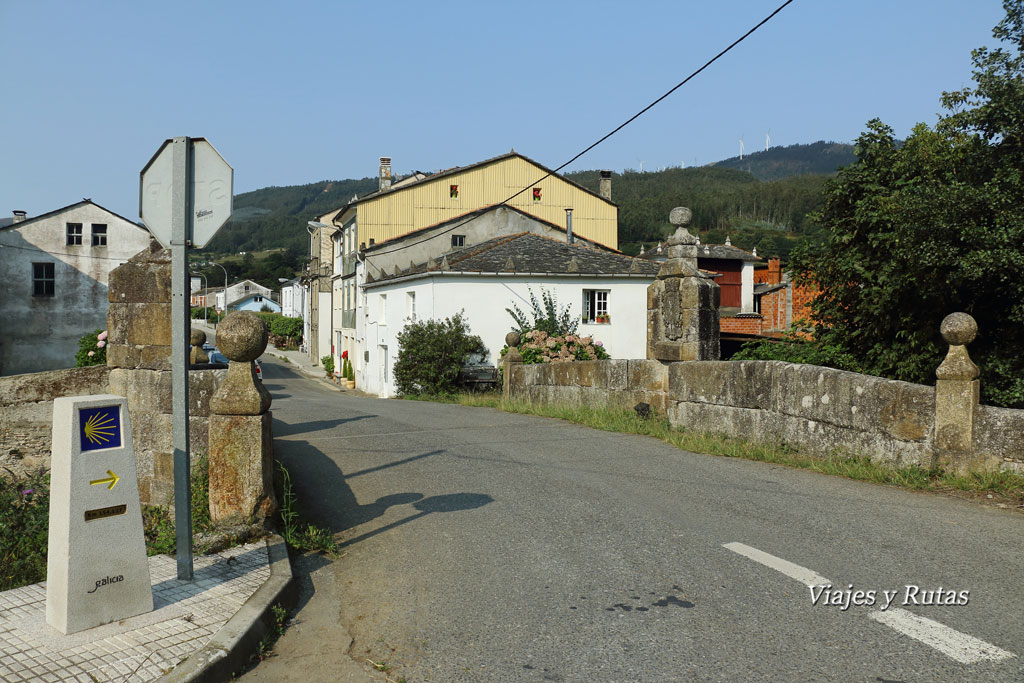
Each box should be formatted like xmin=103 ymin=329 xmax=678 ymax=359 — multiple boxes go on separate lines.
xmin=243 ymin=355 xmax=1024 ymax=682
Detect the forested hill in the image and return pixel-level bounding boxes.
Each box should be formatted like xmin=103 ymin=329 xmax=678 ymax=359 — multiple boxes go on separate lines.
xmin=202 ymin=176 xmax=378 ymax=255
xmin=711 ymin=141 xmax=856 ymax=180
xmin=201 ymin=141 xmax=857 ymax=260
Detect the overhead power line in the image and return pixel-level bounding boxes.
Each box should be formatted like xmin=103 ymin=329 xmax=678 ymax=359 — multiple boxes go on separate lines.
xmin=363 ymin=0 xmax=795 ymax=261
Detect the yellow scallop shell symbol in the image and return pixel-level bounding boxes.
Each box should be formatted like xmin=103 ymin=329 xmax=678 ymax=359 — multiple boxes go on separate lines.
xmin=84 ymin=411 xmax=117 ymax=445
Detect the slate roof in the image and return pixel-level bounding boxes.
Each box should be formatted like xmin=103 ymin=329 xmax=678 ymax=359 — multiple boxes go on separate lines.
xmin=366 ymin=232 xmax=659 ymax=287
xmin=639 ymin=242 xmax=762 ymax=263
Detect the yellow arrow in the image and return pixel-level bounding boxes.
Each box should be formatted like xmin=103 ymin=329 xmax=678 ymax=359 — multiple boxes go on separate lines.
xmin=89 ymin=470 xmax=120 ymax=490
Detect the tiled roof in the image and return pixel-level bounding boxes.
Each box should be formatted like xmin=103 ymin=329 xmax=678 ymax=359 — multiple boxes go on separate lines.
xmin=367 ymin=232 xmax=658 ymax=285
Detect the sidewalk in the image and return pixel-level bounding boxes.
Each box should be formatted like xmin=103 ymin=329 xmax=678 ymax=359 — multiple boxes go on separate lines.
xmin=0 ymin=537 xmax=295 ymax=682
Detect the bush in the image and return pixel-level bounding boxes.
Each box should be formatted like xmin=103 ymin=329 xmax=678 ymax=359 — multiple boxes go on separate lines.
xmin=507 ymin=289 xmax=578 ymax=337
xmin=503 ymin=330 xmax=610 ymax=364
xmin=0 ymin=468 xmax=50 ymax=591
xmin=74 ymin=329 xmax=107 ymax=367
xmin=394 ymin=313 xmax=486 ymax=396
xmin=258 ymin=313 xmax=303 ymax=349
xmin=321 ymin=355 xmax=334 ymax=376
xmin=732 ymin=326 xmax=862 ymax=372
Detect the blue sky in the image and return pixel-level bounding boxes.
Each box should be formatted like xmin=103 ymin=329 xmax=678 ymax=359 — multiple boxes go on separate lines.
xmin=0 ymin=1 xmax=1009 ymax=221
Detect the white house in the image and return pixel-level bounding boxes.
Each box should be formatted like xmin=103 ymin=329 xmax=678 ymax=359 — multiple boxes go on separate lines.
xmin=361 ymin=232 xmax=659 ymax=398
xmin=280 ymin=277 xmax=305 ymax=319
xmin=0 ymin=201 xmax=152 ymax=375
xmin=215 ymin=279 xmax=274 ymax=311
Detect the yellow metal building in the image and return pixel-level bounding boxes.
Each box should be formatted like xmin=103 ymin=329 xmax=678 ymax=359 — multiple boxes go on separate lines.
xmin=336 ymin=152 xmax=618 ymax=250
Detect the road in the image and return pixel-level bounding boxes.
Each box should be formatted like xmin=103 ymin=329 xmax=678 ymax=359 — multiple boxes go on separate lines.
xmin=242 ymin=355 xmax=1024 ymax=682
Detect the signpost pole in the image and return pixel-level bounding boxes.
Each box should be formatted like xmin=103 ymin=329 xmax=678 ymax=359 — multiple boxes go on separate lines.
xmin=170 ymin=137 xmax=193 ymax=580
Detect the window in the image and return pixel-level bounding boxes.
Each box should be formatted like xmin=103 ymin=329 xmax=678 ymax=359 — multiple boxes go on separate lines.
xmin=583 ymin=289 xmax=609 ymax=323
xmin=450 ymin=184 xmax=459 ymax=198
xmin=91 ymin=224 xmax=107 ymax=246
xmin=254 ymin=294 xmax=263 ymax=302
xmin=380 ymin=294 xmax=387 ymax=324
xmin=66 ymin=223 xmax=83 ymax=245
xmin=407 ymin=291 xmax=416 ymax=322
xmin=451 ymin=234 xmax=465 ymax=248
xmin=33 ymin=262 xmax=55 ymax=297
xmin=532 ymin=188 xmax=542 ymax=202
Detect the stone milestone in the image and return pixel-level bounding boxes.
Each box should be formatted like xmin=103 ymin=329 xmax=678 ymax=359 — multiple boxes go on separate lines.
xmin=46 ymin=395 xmax=152 ymax=635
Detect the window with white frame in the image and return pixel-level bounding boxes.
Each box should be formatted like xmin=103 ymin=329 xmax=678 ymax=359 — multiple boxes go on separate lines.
xmin=407 ymin=291 xmax=416 ymax=322
xmin=66 ymin=223 xmax=83 ymax=245
xmin=91 ymin=223 xmax=107 ymax=246
xmin=380 ymin=294 xmax=387 ymax=325
xmin=582 ymin=289 xmax=610 ymax=323
xmin=451 ymin=234 xmax=465 ymax=248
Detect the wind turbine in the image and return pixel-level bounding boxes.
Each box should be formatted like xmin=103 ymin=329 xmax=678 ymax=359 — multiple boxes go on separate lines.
xmin=739 ymin=137 xmax=745 ymax=161
xmin=765 ymin=129 xmax=772 ymax=152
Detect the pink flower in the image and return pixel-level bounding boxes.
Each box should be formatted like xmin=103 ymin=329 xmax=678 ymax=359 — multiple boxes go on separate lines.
xmin=87 ymin=351 xmax=95 ymax=357
xmin=97 ymin=331 xmax=108 ymax=341
xmin=96 ymin=340 xmax=106 ymax=348
xmin=595 ymin=341 xmax=603 ymax=347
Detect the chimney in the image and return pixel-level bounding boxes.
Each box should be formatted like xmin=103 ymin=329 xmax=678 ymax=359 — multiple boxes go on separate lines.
xmin=768 ymin=257 xmax=782 ymax=285
xmin=12 ymin=210 xmax=26 ymax=223
xmin=599 ymin=170 xmax=612 ymax=201
xmin=379 ymin=157 xmax=392 ymax=192
xmin=565 ymin=208 xmax=574 ymax=244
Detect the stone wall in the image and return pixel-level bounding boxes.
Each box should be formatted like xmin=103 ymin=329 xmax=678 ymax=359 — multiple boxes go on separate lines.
xmin=0 ymin=365 xmax=110 ymax=479
xmin=508 ymin=358 xmax=1024 ymax=473
xmin=106 ymin=242 xmax=226 ymax=506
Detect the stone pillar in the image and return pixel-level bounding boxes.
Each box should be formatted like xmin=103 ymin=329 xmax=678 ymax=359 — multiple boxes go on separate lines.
xmin=647 ymin=207 xmax=720 ymax=361
xmin=502 ymin=332 xmax=523 ymax=400
xmin=933 ymin=312 xmax=992 ymax=473
xmin=208 ymin=312 xmax=277 ymax=526
xmin=189 ymin=329 xmax=209 ymax=365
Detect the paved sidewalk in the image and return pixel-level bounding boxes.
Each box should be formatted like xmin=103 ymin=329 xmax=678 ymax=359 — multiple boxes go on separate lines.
xmin=0 ymin=538 xmax=294 ymax=682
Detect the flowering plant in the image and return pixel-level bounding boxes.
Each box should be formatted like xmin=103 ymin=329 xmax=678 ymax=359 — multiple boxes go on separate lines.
xmin=75 ymin=330 xmax=108 ymax=367
xmin=503 ymin=329 xmax=610 ymax=364
xmin=342 ymin=350 xmax=349 ymax=360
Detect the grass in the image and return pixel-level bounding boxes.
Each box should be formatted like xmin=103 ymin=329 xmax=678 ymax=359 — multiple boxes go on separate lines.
xmin=276 ymin=461 xmax=342 ymax=558
xmin=402 ymin=392 xmax=1024 ymax=508
xmin=141 ymin=453 xmax=215 ymax=556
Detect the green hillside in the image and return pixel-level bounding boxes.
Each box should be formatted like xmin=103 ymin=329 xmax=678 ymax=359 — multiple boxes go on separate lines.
xmin=196 ymin=141 xmax=856 ymax=283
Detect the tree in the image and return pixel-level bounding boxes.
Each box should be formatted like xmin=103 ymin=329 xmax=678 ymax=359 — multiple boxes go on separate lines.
xmin=393 ymin=313 xmax=486 ymax=396
xmin=792 ymin=1 xmax=1024 ymax=407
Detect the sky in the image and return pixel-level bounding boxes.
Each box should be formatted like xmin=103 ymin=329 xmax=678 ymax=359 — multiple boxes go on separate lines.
xmin=0 ymin=0 xmax=1010 ymax=221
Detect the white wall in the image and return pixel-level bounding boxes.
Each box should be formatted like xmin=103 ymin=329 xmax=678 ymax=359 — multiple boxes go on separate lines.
xmin=741 ymin=262 xmax=755 ymax=313
xmin=362 ymin=274 xmax=653 ymax=398
xmin=0 ymin=203 xmax=151 ymax=375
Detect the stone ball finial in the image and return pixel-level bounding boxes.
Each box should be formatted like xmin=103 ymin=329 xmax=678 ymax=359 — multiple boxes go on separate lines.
xmin=217 ymin=312 xmax=268 ymax=362
xmin=940 ymin=312 xmax=977 ymax=346
xmin=505 ymin=331 xmax=522 ymax=348
xmin=669 ymin=206 xmax=692 ymax=227
xmin=190 ymin=329 xmax=207 ymax=346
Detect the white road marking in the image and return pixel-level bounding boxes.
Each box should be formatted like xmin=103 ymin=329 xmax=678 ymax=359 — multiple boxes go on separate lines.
xmin=869 ymin=608 xmax=1016 ymax=664
xmin=723 ymin=542 xmax=1018 ymax=664
xmin=722 ymin=542 xmax=831 ymax=587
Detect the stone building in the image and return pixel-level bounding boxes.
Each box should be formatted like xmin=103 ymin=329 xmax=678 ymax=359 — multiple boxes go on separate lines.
xmin=0 ymin=201 xmax=152 ymax=375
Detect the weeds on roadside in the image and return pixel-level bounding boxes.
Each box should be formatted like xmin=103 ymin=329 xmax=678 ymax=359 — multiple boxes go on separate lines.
xmin=0 ymin=467 xmax=50 ymax=591
xmin=276 ymin=461 xmax=341 ymax=557
xmin=406 ymin=393 xmax=1024 ymax=506
xmin=141 ymin=453 xmax=215 ymax=556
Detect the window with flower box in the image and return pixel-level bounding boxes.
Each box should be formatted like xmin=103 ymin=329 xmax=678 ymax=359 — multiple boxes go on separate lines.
xmin=583 ymin=289 xmax=609 ymax=323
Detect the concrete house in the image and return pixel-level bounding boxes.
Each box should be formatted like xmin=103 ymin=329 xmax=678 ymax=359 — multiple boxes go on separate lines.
xmin=362 ymin=231 xmax=659 ymax=398
xmin=309 ymin=153 xmax=619 ymax=380
xmin=214 ymin=279 xmax=274 ymax=311
xmin=0 ymin=201 xmax=152 ymax=375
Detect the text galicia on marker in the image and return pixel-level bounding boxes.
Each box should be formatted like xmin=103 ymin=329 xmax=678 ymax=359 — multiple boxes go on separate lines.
xmin=809 ymin=584 xmax=969 ymax=611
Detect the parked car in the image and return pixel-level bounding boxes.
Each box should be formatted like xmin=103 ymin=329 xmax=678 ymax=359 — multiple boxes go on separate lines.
xmin=457 ymin=352 xmax=498 ymax=390
xmin=201 ymin=343 xmax=262 ymax=381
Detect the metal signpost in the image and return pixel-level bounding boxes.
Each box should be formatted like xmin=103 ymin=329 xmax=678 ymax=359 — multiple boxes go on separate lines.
xmin=140 ymin=137 xmax=232 ymax=580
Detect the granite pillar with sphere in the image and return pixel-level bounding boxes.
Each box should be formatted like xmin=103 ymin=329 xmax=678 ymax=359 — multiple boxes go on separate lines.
xmin=647 ymin=207 xmax=721 ymax=361
xmin=208 ymin=312 xmax=277 ymax=526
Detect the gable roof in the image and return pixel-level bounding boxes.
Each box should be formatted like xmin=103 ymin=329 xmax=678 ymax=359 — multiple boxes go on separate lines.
xmin=340 ymin=151 xmax=616 ymax=213
xmin=366 ymin=232 xmax=659 ymax=287
xmin=0 ymin=200 xmax=148 ymax=234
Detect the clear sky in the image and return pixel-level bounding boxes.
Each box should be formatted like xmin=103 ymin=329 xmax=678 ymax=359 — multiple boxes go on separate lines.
xmin=0 ymin=0 xmax=1010 ymax=221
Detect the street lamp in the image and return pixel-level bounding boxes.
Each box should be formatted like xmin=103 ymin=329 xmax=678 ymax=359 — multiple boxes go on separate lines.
xmin=190 ymin=271 xmax=208 ymax=325
xmin=203 ymin=260 xmax=229 ymax=326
